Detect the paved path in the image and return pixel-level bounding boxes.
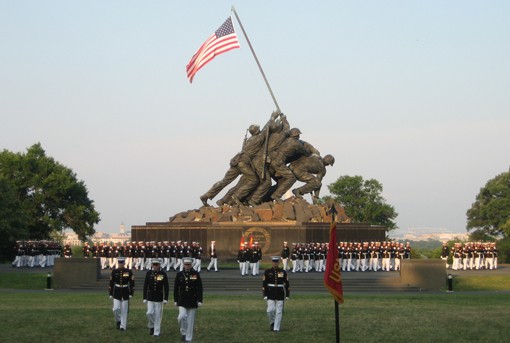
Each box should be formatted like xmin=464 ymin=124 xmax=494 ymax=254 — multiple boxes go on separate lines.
xmin=3 ymin=262 xmax=509 ymax=276
xmin=2 ymin=262 xmax=509 ymax=294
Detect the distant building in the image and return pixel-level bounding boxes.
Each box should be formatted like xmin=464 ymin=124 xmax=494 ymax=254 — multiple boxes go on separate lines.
xmin=63 ymin=232 xmax=82 ymax=246
xmin=390 ymin=227 xmax=469 ymax=242
xmin=63 ymin=223 xmax=132 ymax=245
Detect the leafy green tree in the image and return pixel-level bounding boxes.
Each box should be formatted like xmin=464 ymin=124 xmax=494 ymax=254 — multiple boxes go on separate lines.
xmin=0 ymin=144 xmax=100 ymax=252
xmin=466 ymin=168 xmax=510 ymax=238
xmin=326 ymin=175 xmax=398 ymax=230
xmin=0 ymin=176 xmax=31 ymax=261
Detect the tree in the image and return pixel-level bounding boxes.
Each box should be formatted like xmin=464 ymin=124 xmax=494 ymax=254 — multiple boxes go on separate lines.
xmin=0 ymin=176 xmax=31 ymax=261
xmin=466 ymin=168 xmax=510 ymax=238
xmin=0 ymin=144 xmax=100 ymax=249
xmin=326 ymin=175 xmax=398 ymax=230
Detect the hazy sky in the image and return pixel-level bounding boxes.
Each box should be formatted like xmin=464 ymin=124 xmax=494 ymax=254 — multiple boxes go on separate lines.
xmin=1 ymin=1 xmax=509 ymax=236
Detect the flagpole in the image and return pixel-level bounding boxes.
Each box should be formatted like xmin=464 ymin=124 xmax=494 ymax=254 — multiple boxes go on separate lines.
xmin=331 ymin=205 xmax=341 ymax=343
xmin=231 ymin=6 xmax=281 ymax=113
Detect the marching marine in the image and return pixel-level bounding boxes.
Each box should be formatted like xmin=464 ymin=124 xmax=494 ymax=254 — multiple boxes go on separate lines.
xmin=108 ymin=257 xmax=135 ymax=331
xmin=263 ymin=256 xmax=290 ymax=333
xmin=174 ymin=257 xmax=203 ymax=342
xmin=143 ymin=258 xmax=169 ymax=337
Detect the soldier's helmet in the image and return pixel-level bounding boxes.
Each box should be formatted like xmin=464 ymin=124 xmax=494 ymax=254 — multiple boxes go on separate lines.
xmin=289 ymin=128 xmax=302 ymax=137
xmin=323 ymin=154 xmax=335 ymax=166
xmin=248 ymin=124 xmax=260 ymax=135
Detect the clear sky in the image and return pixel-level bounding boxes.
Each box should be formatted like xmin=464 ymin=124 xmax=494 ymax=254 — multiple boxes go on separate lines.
xmin=1 ymin=1 xmax=509 ymax=236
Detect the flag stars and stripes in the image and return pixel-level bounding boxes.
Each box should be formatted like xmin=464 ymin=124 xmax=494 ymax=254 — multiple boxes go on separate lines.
xmin=186 ymin=17 xmax=241 ymax=83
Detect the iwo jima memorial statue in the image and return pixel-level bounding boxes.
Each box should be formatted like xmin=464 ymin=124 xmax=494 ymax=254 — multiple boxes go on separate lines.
xmin=131 ymin=11 xmax=386 ymax=261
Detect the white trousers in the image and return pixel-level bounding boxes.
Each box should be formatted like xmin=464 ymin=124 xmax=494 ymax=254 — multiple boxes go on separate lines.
xmin=146 ymin=301 xmax=164 ymax=336
xmin=304 ymin=260 xmax=310 ymax=272
xmin=113 ymin=299 xmax=129 ymax=330
xmin=282 ymin=258 xmax=288 ymax=270
xmin=175 ymin=258 xmax=182 ymax=271
xmin=193 ymin=259 xmax=201 ymax=272
xmin=239 ymin=261 xmax=248 ymax=275
xmin=267 ymin=299 xmax=284 ymax=331
xmin=178 ymin=306 xmax=196 ymax=342
xmin=125 ymin=257 xmax=133 ymax=270
xmin=167 ymin=257 xmax=176 ymax=271
xmin=394 ymin=258 xmax=401 ymax=271
xmin=361 ymin=258 xmax=368 ymax=271
xmin=207 ymin=258 xmax=218 ymax=271
xmin=12 ymin=256 xmax=21 ymax=268
xmin=382 ymin=258 xmax=390 ymax=271
xmin=371 ymin=257 xmax=379 ymax=271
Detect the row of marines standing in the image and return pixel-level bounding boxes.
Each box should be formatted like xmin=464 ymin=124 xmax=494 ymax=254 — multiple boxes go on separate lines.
xmin=280 ymin=241 xmax=412 ymax=273
xmin=443 ymin=242 xmax=499 ymax=270
xmin=11 ymin=240 xmax=62 ymax=268
xmin=83 ymin=241 xmax=214 ymax=272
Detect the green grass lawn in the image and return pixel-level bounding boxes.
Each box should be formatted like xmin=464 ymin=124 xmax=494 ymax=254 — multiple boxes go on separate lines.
xmin=0 ymin=292 xmax=509 ymax=342
xmin=1 ymin=272 xmax=510 ymax=342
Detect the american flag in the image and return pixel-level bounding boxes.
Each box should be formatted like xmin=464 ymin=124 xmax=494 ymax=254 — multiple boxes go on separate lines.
xmin=186 ymin=17 xmax=240 ymax=83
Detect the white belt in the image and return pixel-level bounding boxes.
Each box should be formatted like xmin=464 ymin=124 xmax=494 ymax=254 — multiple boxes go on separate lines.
xmin=115 ymin=284 xmax=128 ymax=288
xmin=267 ymin=284 xmax=284 ymax=287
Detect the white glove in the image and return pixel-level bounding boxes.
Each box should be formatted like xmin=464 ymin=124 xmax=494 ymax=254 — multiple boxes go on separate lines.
xmin=198 ymin=302 xmax=202 ymax=307
xmin=286 ymin=297 xmax=289 ymax=300
xmin=263 ymin=296 xmax=267 ymax=300
xmin=163 ymin=300 xmax=168 ymax=305
xmin=174 ymin=302 xmax=178 ymax=306
xmin=129 ymin=295 xmax=133 ymax=299
xmin=143 ymin=299 xmax=147 ymax=304
xmin=109 ymin=296 xmax=113 ymax=300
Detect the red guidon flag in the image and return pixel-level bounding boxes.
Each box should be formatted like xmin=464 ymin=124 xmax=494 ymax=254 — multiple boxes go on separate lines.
xmin=323 ymin=221 xmax=344 ymax=303
xmin=186 ymin=16 xmax=240 ymax=83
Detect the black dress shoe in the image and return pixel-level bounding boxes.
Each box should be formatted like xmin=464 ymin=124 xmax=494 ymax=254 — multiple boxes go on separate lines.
xmin=270 ymin=323 xmax=274 ymax=331
xmin=120 ymin=328 xmax=125 ymax=332
xmin=150 ymin=328 xmax=154 ymax=335
xmin=116 ymin=321 xmax=121 ymax=329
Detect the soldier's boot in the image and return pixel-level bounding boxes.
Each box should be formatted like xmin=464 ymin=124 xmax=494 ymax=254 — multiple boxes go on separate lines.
xmin=231 ymin=195 xmax=243 ymax=206
xmin=200 ymin=195 xmax=209 ymax=207
xmin=292 ymin=189 xmax=303 ymax=199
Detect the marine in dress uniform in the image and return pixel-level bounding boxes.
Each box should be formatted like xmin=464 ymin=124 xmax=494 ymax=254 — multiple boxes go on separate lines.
xmin=143 ymin=258 xmax=169 ymax=337
xmin=174 ymin=257 xmax=203 ymax=342
xmin=263 ymin=256 xmax=290 ymax=332
xmin=207 ymin=241 xmax=218 ymax=272
xmin=237 ymin=244 xmax=248 ymax=276
xmin=191 ymin=242 xmax=203 ymax=272
xmin=289 ymin=243 xmax=298 ymax=273
xmin=82 ymin=242 xmax=91 ymax=258
xmin=440 ymin=242 xmax=450 ymax=269
xmin=108 ymin=257 xmax=135 ymax=331
xmin=281 ymin=242 xmax=290 ymax=271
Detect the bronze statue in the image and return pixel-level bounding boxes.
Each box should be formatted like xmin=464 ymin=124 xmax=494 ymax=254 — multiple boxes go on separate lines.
xmin=199 ymin=111 xmax=333 ymax=207
xmin=289 ymin=154 xmax=335 ymax=204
